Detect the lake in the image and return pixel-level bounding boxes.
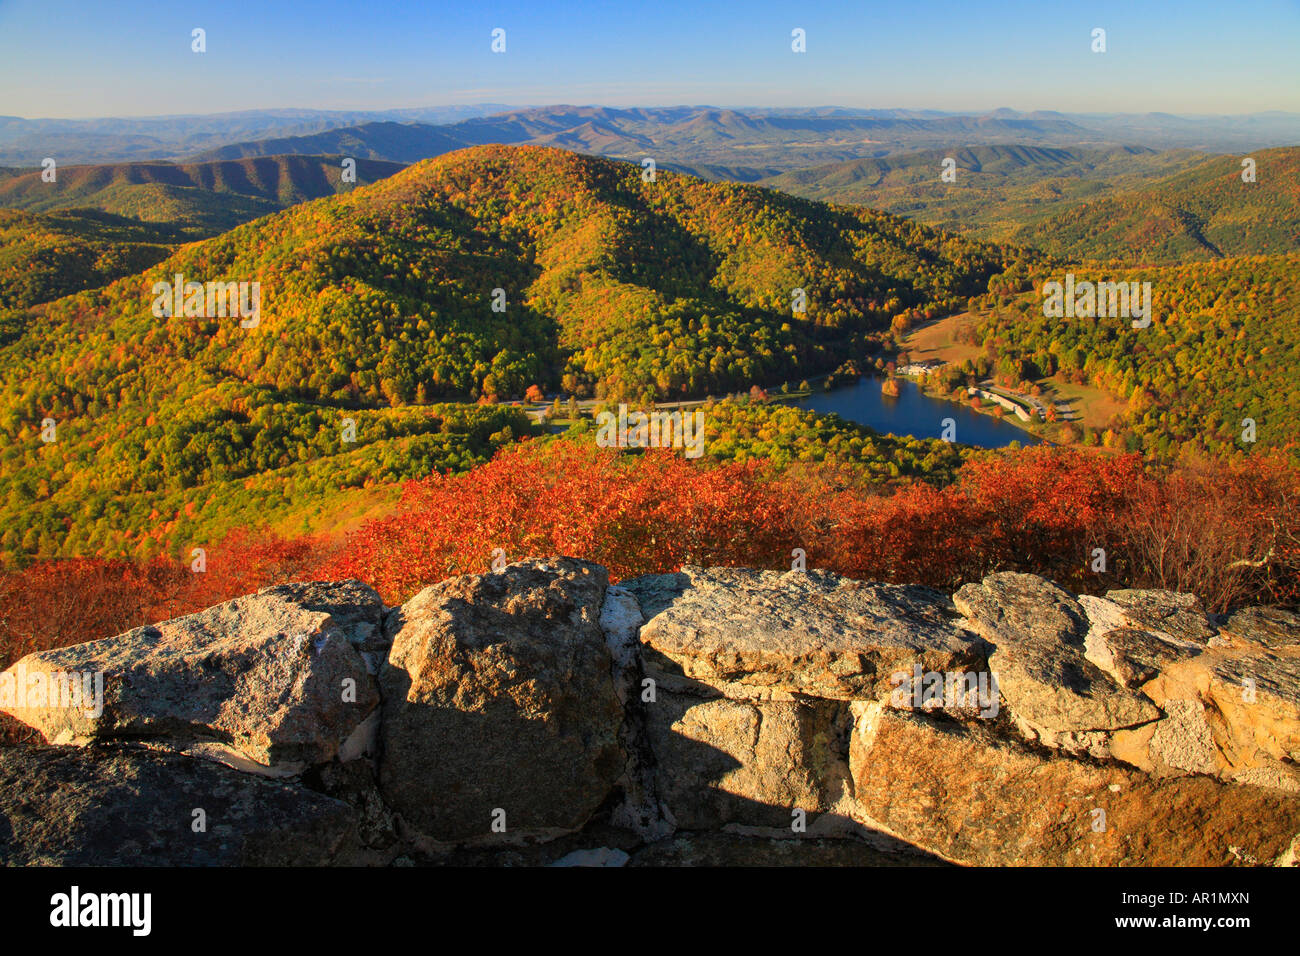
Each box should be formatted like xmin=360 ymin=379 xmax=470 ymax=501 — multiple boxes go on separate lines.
xmin=790 ymin=377 xmax=1038 ymax=449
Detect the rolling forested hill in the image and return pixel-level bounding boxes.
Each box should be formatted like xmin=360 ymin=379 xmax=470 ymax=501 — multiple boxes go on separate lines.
xmin=11 ymin=143 xmax=1028 ymax=405
xmin=0 ymin=155 xmax=406 ymax=237
xmin=0 ymin=208 xmax=180 ymax=316
xmin=0 ymin=144 xmax=1033 ymax=562
xmin=758 ymin=145 xmax=1210 ymax=240
xmin=1010 ymin=147 xmax=1300 ymax=263
xmin=972 ymin=253 xmax=1300 ymax=457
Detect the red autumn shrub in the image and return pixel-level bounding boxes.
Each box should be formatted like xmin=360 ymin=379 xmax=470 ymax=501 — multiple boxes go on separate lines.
xmin=3 ymin=442 xmax=1298 ymax=745
xmin=1106 ymin=455 xmax=1300 ymax=613
xmin=321 ymin=442 xmax=797 ymax=602
xmin=802 ymin=447 xmax=1298 ymax=611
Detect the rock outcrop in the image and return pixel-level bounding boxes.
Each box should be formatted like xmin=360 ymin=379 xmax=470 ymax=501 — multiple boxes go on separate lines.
xmin=954 ymin=573 xmax=1160 ymax=737
xmin=2 ymin=559 xmax=1298 ymax=867
xmin=0 ymin=745 xmax=373 ymax=865
xmin=0 ymin=581 xmax=385 ymax=776
xmin=377 ymin=559 xmax=625 ymax=845
xmin=628 ymin=567 xmax=986 ymax=700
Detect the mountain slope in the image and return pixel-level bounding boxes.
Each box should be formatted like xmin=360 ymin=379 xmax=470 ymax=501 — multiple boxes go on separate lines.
xmin=0 ymin=144 xmax=1033 ymax=560
xmin=12 ymin=143 xmax=1028 ymax=405
xmin=1009 ymin=146 xmax=1300 ymax=263
xmin=972 ymin=253 xmax=1300 ymax=456
xmin=0 ymin=155 xmax=406 ymax=236
xmin=0 ymin=208 xmax=179 ymax=316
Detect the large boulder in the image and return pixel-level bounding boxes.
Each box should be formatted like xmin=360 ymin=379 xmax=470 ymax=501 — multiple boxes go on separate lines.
xmin=0 ymin=745 xmax=372 ymax=865
xmin=1074 ymin=592 xmax=1300 ymax=791
xmin=953 ymin=573 xmax=1159 ymax=738
xmin=377 ymin=559 xmax=626 ymax=844
xmin=1133 ymin=642 xmax=1300 ymax=791
xmin=0 ymin=581 xmax=385 ymax=775
xmin=849 ymin=702 xmax=1300 ymax=866
xmin=625 ymin=567 xmax=987 ymax=700
xmin=624 ymin=567 xmax=984 ymax=835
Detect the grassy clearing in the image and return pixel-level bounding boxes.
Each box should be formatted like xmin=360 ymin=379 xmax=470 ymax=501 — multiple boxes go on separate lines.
xmin=903 ymin=312 xmax=983 ymax=366
xmin=1047 ymin=379 xmax=1128 ymax=431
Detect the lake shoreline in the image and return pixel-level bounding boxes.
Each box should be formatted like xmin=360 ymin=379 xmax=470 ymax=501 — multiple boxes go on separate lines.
xmin=778 ymin=375 xmax=1040 ymax=449
xmin=906 ymin=377 xmax=1046 ymax=440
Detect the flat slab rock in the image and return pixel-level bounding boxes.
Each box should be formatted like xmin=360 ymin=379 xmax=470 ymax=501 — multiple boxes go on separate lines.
xmin=0 ymin=581 xmax=385 ymax=773
xmin=1101 ymin=589 xmax=1219 ymax=645
xmin=1078 ymin=593 xmax=1206 ymax=690
xmin=954 ymin=573 xmax=1159 ymax=734
xmin=1082 ymin=596 xmax=1300 ymax=790
xmin=0 ymin=745 xmax=372 ymax=866
xmin=623 ymin=567 xmax=987 ymax=700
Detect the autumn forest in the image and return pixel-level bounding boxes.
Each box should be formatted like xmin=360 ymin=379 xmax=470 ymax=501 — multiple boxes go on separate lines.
xmin=2 ymin=100 xmax=1299 ymax=735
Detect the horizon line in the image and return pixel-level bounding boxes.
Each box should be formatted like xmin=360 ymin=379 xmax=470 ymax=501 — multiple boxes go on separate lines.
xmin=6 ymin=104 xmax=1300 ymax=123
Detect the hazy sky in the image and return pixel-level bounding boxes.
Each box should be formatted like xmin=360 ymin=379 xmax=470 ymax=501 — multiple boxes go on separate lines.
xmin=2 ymin=0 xmax=1298 ymax=118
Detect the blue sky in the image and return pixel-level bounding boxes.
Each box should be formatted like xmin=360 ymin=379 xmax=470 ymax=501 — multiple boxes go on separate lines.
xmin=2 ymin=0 xmax=1298 ymax=118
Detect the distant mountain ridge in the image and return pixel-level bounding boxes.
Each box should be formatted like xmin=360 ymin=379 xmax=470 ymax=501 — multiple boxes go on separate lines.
xmin=184 ymin=106 xmax=1300 ymax=172
xmin=190 ymin=123 xmax=472 ymax=165
xmin=177 ymin=107 xmax=1098 ymax=169
xmin=0 ymin=106 xmax=513 ymax=166
xmin=6 ymin=104 xmax=1298 ymax=170
xmin=757 ymin=143 xmax=1300 ymax=262
xmin=0 ymin=155 xmax=405 ymax=236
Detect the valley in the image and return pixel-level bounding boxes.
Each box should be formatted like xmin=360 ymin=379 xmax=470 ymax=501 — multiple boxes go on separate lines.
xmin=2 ymin=134 xmax=1298 ymax=567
